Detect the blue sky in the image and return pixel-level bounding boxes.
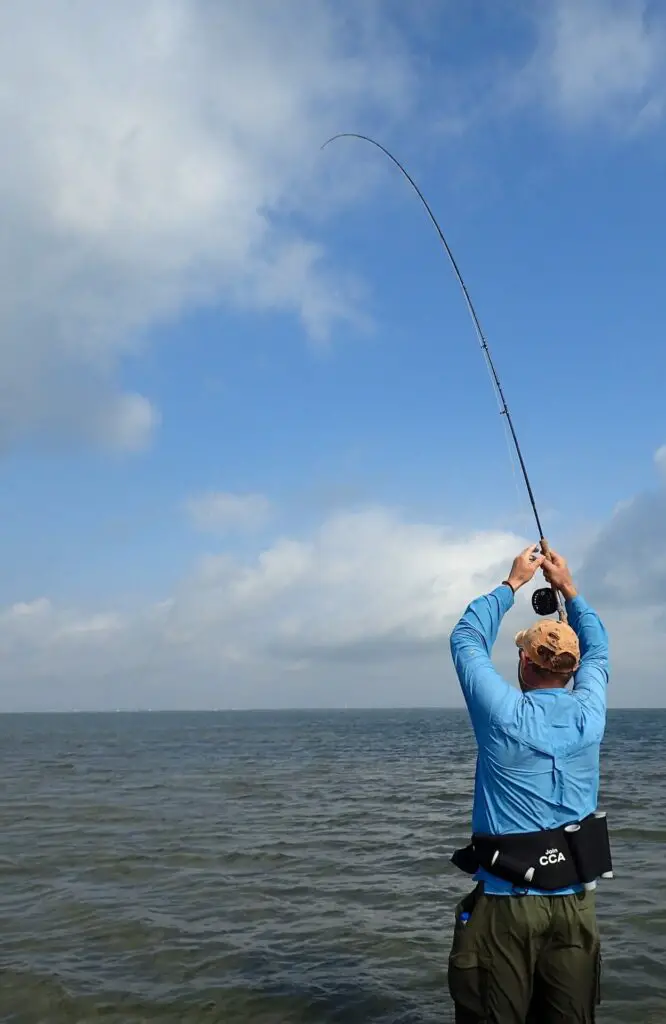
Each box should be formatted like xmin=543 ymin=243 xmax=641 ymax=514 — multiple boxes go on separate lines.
xmin=1 ymin=0 xmax=665 ymax=710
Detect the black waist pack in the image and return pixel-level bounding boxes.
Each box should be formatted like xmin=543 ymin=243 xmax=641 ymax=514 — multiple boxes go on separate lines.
xmin=451 ymin=811 xmax=613 ymax=890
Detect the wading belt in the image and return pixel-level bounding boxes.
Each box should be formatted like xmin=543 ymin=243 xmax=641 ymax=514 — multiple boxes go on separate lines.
xmin=451 ymin=811 xmax=613 ymax=890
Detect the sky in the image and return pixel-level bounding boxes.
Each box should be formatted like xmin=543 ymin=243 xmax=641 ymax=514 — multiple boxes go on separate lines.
xmin=1 ymin=0 xmax=666 ymax=711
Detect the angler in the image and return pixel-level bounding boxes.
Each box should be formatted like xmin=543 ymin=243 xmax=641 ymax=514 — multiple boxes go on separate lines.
xmin=448 ymin=547 xmax=610 ymax=1023
xmin=321 ymin=135 xmax=612 ymax=1023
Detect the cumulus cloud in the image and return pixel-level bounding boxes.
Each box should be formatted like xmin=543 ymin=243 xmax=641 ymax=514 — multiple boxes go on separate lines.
xmin=0 ymin=0 xmax=414 ymax=451
xmin=5 ymin=0 xmax=663 ymax=454
xmin=518 ymin=0 xmax=666 ymax=131
xmin=185 ymin=492 xmax=272 ymax=534
xmin=576 ymin=444 xmax=666 ymax=620
xmin=0 ymin=509 xmax=533 ymax=711
xmin=578 ymin=502 xmax=666 ymax=609
xmin=2 ymin=496 xmax=665 ymax=710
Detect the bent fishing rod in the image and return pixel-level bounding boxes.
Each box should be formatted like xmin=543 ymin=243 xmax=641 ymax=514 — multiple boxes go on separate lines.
xmin=321 ymin=132 xmax=565 ymax=621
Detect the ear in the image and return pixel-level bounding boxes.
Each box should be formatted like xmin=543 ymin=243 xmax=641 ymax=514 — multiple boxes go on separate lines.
xmin=520 ymin=651 xmax=536 ymax=674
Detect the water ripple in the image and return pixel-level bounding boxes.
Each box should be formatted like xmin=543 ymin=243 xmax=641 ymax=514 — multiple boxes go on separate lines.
xmin=1 ymin=708 xmax=665 ymax=1022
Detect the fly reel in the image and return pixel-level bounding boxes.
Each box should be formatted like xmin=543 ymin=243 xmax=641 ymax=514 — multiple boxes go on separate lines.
xmin=531 ymin=587 xmax=559 ymax=617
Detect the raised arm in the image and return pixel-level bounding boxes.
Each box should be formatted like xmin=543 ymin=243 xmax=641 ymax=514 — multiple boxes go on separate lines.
xmin=450 ymin=586 xmax=517 ymax=733
xmin=542 ymin=552 xmax=609 ymax=715
xmin=450 ymin=545 xmax=544 ymax=734
xmin=566 ymin=596 xmax=609 ymax=701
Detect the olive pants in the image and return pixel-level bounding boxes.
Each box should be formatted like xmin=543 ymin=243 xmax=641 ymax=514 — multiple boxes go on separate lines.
xmin=447 ymin=883 xmax=601 ymax=1023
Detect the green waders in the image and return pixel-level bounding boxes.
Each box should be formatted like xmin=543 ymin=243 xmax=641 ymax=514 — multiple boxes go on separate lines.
xmin=447 ymin=883 xmax=602 ymax=1024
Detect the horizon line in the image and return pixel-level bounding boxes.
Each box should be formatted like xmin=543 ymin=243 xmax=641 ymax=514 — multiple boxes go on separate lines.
xmin=0 ymin=706 xmax=661 ymax=714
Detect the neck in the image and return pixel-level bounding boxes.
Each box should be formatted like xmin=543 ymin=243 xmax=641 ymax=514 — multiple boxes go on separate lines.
xmin=521 ymin=679 xmax=566 ymax=692
xmin=519 ymin=660 xmax=567 ymax=691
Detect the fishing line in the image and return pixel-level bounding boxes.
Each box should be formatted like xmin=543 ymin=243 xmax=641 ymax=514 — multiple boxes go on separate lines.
xmin=321 ymin=132 xmax=565 ymax=621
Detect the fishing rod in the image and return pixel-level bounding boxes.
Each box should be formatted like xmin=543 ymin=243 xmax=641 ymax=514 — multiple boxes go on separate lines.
xmin=321 ymin=132 xmax=565 ymax=621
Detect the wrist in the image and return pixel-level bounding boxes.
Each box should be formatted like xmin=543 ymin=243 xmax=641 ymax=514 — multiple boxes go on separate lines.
xmin=561 ymin=583 xmax=578 ymax=601
xmin=503 ymin=577 xmax=521 ymax=594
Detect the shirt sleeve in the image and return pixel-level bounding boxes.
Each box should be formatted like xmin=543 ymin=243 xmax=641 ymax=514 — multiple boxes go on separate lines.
xmin=567 ymin=594 xmax=609 ymax=719
xmin=450 ymin=584 xmax=520 ymax=735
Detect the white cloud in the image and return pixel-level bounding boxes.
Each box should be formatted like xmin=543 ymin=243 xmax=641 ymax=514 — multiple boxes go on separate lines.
xmin=0 ymin=509 xmax=533 ymax=711
xmin=159 ymin=508 xmax=527 ymax=658
xmin=1 ymin=501 xmax=664 ymax=710
xmin=93 ymin=393 xmax=161 ymax=453
xmin=0 ymin=0 xmax=415 ymax=450
xmin=5 ymin=0 xmax=661 ymax=455
xmin=185 ymin=491 xmax=272 ymax=534
xmin=519 ymin=0 xmax=666 ymax=130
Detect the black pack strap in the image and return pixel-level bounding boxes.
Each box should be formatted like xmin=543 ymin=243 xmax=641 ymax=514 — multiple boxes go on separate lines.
xmin=474 ymin=825 xmax=578 ymax=889
xmin=565 ymin=812 xmax=613 ymax=882
xmin=451 ymin=812 xmax=613 ymax=891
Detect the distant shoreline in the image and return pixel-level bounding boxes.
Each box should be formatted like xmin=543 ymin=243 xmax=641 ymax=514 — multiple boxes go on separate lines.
xmin=0 ymin=706 xmax=661 ymax=715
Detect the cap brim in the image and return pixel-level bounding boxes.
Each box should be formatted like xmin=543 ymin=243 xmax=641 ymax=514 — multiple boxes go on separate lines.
xmin=514 ymin=630 xmax=526 ymax=648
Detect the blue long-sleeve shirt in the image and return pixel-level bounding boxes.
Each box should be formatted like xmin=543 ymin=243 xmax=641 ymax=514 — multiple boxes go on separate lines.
xmin=450 ymin=583 xmax=609 ymax=896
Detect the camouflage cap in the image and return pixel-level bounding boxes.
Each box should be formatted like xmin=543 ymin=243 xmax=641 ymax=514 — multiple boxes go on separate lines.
xmin=514 ymin=620 xmax=580 ymax=674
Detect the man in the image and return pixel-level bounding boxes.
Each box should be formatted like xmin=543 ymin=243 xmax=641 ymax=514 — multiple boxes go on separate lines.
xmin=447 ymin=545 xmax=609 ymax=1024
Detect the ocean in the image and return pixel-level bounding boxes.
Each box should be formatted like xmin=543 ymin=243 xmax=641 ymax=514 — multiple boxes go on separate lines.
xmin=1 ymin=709 xmax=665 ymax=1023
